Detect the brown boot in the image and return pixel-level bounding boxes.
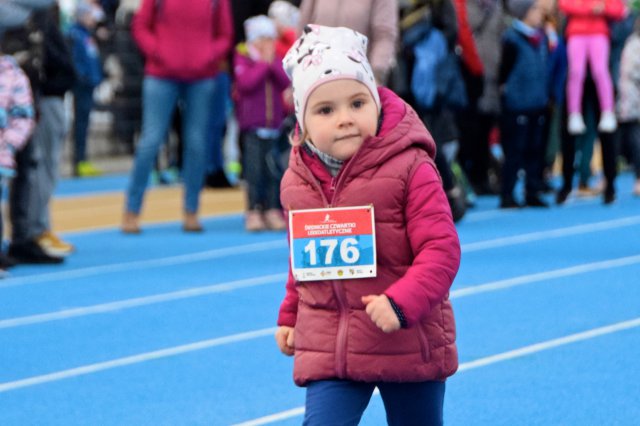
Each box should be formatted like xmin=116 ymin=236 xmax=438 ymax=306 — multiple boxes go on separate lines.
xmin=183 ymin=212 xmax=204 ymax=232
xmin=122 ymin=212 xmax=141 ymax=234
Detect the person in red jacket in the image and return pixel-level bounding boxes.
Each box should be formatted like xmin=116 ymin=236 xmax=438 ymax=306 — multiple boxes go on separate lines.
xmin=559 ymin=0 xmax=626 ymax=134
xmin=275 ymin=25 xmax=460 ymax=425
xmin=122 ymin=0 xmax=234 ymax=234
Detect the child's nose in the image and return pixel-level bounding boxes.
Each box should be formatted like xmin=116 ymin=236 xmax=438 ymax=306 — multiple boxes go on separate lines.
xmin=337 ymin=108 xmax=354 ymax=125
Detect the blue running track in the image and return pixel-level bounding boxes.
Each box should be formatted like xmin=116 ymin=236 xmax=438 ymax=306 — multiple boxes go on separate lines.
xmin=1 ymin=173 xmax=639 ymax=425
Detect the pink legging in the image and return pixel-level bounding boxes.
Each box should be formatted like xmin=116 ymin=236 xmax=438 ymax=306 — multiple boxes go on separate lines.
xmin=566 ymin=34 xmax=614 ymax=114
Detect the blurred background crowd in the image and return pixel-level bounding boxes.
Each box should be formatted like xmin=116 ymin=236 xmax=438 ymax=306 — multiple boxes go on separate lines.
xmin=0 ymin=0 xmax=639 ymax=272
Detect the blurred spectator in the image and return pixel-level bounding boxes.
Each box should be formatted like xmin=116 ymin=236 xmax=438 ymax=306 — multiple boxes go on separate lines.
xmin=617 ymin=14 xmax=640 ymax=196
xmin=68 ymin=1 xmax=105 ymax=177
xmin=499 ymin=0 xmax=551 ymax=208
xmin=27 ymin=5 xmax=77 ymax=258
xmin=456 ymin=0 xmax=507 ymax=195
xmin=268 ymin=0 xmax=300 ymax=57
xmin=397 ymin=0 xmax=468 ymax=222
xmin=110 ymin=0 xmax=144 ymax=154
xmin=122 ymin=0 xmax=234 ymax=234
xmin=0 ymin=0 xmax=63 ymax=266
xmin=559 ymin=0 xmax=625 ymax=135
xmin=234 ymin=15 xmax=290 ymax=231
xmin=297 ymin=0 xmax=399 ymax=84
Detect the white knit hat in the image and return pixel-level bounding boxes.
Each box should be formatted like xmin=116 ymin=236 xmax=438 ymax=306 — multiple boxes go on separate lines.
xmin=283 ymin=25 xmax=381 ymax=132
xmin=268 ymin=0 xmax=300 ymax=29
xmin=244 ymin=15 xmax=277 ymax=43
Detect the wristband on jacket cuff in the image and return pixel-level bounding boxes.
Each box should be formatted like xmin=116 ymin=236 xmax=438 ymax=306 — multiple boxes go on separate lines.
xmin=387 ymin=296 xmax=408 ymax=329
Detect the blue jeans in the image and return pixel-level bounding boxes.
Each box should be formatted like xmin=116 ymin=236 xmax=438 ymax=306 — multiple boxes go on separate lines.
xmin=207 ymin=72 xmax=231 ymax=174
xmin=304 ymin=380 xmax=445 ymax=426
xmin=126 ymin=76 xmax=216 ymax=214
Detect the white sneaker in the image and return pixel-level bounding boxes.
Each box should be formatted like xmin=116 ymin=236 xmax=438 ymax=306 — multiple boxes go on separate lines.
xmin=598 ymin=111 xmax=617 ymax=133
xmin=568 ymin=113 xmax=586 ymax=135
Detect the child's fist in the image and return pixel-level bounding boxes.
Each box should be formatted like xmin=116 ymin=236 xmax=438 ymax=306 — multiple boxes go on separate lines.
xmin=361 ymin=295 xmax=401 ymax=333
xmin=275 ymin=326 xmax=295 ymax=356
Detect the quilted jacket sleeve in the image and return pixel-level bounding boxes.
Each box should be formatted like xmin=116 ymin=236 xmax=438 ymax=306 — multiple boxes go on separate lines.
xmin=384 ymin=161 xmax=461 ymax=326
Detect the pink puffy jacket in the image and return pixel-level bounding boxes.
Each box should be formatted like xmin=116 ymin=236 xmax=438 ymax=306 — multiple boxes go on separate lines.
xmin=278 ymin=88 xmax=460 ymax=385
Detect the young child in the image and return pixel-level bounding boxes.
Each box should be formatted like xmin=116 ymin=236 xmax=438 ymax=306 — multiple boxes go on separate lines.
xmin=234 ymin=15 xmax=291 ymax=231
xmin=68 ymin=1 xmax=104 ymax=177
xmin=617 ymin=14 xmax=640 ymax=196
xmin=275 ymin=25 xmax=460 ymax=424
xmin=559 ymin=0 xmax=625 ymax=134
xmin=498 ymin=0 xmax=552 ymax=208
xmin=0 ymin=45 xmax=36 ymax=274
xmin=268 ymin=0 xmax=300 ymax=59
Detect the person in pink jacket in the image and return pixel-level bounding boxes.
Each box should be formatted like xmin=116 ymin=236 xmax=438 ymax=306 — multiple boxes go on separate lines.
xmin=275 ymin=25 xmax=460 ymax=424
xmin=122 ymin=0 xmax=234 ymax=233
xmin=559 ymin=0 xmax=626 ymax=134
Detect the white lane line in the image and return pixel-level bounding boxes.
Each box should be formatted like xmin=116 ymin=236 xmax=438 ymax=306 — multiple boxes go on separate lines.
xmin=451 ymin=254 xmax=640 ymax=299
xmin=2 ymin=254 xmax=639 ymax=330
xmin=0 ymin=327 xmax=277 ymax=393
xmin=2 ymin=214 xmax=636 ymax=292
xmin=231 ymin=317 xmax=640 ymax=426
xmin=0 ymin=273 xmax=287 ymax=329
xmin=0 ymin=240 xmax=287 ymax=289
xmin=461 ymin=215 xmax=640 ymax=252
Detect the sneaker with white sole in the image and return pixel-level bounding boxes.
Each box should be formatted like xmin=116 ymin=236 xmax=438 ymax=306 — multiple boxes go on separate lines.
xmin=37 ymin=231 xmax=75 ymax=257
xmin=597 ymin=111 xmax=617 ymax=133
xmin=568 ymin=113 xmax=586 ymax=135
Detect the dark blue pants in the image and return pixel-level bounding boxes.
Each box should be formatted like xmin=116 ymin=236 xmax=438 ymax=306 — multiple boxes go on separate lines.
xmin=303 ymin=380 xmax=445 ymax=426
xmin=500 ymin=109 xmax=546 ymax=201
xmin=72 ymin=83 xmax=95 ymax=166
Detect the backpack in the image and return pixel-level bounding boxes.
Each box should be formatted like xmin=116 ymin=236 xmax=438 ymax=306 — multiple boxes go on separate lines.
xmin=410 ymin=27 xmax=468 ymax=110
xmin=410 ymin=27 xmax=447 ymax=110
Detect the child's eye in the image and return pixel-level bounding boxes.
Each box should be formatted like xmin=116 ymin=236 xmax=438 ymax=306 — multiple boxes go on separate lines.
xmin=318 ymin=106 xmax=332 ymax=115
xmin=352 ymin=100 xmax=365 ymax=109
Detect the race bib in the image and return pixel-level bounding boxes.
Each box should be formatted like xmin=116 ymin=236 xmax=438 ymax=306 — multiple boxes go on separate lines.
xmin=289 ymin=206 xmax=377 ymax=281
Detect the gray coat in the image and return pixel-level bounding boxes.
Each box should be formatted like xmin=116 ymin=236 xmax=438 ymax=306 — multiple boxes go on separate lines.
xmin=298 ymin=0 xmax=398 ymax=83
xmin=465 ymin=0 xmax=507 ymax=115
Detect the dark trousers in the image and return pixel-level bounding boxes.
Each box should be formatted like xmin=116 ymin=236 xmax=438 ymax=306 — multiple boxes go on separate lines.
xmin=241 ymin=130 xmax=281 ymax=211
xmin=457 ymin=108 xmax=495 ymax=191
xmin=10 ymin=140 xmax=37 ymax=244
xmin=500 ymin=109 xmax=546 ymax=200
xmin=559 ymin=105 xmax=618 ymax=195
xmin=303 ymin=379 xmax=445 ymax=426
xmin=72 ymin=83 xmax=95 ymax=166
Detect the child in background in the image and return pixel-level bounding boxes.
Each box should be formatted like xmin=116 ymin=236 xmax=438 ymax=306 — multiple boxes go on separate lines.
xmin=0 ymin=46 xmax=35 ymax=273
xmin=498 ymin=0 xmax=552 ymax=208
xmin=268 ymin=0 xmax=300 ymax=58
xmin=275 ymin=25 xmax=460 ymax=424
xmin=68 ymin=1 xmax=104 ymax=177
xmin=559 ymin=0 xmax=625 ymax=134
xmin=234 ymin=16 xmax=291 ymax=231
xmin=617 ymin=14 xmax=640 ymax=196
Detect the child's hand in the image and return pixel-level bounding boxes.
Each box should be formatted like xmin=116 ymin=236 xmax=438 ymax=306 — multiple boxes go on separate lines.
xmin=275 ymin=326 xmax=295 ymax=356
xmin=361 ymin=295 xmax=401 ymax=333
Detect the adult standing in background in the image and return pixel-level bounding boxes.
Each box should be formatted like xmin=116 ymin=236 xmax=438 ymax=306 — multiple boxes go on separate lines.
xmin=456 ymin=0 xmax=507 ymax=195
xmin=122 ymin=0 xmax=234 ymax=234
xmin=297 ymin=0 xmax=399 ymax=84
xmin=26 ymin=5 xmax=77 ymax=258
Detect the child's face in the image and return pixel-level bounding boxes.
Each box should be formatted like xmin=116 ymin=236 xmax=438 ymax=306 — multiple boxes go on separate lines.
xmin=523 ymin=2 xmax=545 ymax=28
xmin=304 ymin=79 xmax=378 ymax=161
